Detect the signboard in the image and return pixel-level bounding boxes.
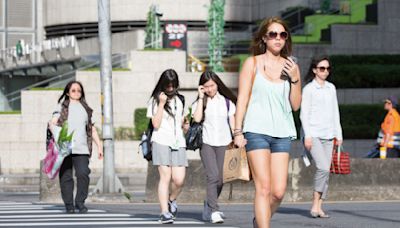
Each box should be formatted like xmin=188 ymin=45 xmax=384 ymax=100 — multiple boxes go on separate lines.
xmin=163 ymin=22 xmax=187 ymax=50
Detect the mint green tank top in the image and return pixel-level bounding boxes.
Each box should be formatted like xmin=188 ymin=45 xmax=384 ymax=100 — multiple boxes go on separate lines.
xmin=243 ymin=69 xmax=297 ymax=139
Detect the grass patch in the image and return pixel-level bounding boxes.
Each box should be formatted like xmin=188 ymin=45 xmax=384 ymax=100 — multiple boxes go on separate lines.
xmin=29 ymin=87 xmax=63 ymax=91
xmin=83 ymin=68 xmax=130 ymax=71
xmin=0 ymin=111 xmax=21 ymax=114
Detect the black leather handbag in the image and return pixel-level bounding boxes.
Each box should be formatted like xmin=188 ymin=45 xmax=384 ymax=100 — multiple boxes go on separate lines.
xmin=185 ymin=121 xmax=203 ymax=151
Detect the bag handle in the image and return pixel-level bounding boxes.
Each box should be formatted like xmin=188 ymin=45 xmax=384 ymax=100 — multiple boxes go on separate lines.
xmin=331 ymin=138 xmax=344 ymax=173
xmin=225 ymin=98 xmax=234 ymax=139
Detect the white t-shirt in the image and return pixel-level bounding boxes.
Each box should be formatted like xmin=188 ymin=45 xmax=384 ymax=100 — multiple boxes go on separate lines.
xmin=146 ymin=96 xmax=186 ymax=148
xmin=192 ymin=92 xmax=236 ymax=146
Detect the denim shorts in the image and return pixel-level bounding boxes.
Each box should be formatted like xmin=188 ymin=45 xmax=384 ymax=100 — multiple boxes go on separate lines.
xmin=244 ymin=132 xmax=291 ymax=153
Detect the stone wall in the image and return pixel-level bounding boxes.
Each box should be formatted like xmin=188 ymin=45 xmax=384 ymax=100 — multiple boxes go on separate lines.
xmin=146 ymin=158 xmax=400 ymax=203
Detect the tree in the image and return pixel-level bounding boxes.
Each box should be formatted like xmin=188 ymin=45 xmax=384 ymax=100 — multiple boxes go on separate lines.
xmin=207 ymin=0 xmax=225 ymax=72
xmin=144 ymin=4 xmax=162 ymax=49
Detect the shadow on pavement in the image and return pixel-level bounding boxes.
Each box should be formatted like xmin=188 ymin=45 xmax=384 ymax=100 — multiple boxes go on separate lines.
xmin=277 ymin=207 xmax=312 ymax=218
xmin=332 ymin=209 xmax=400 ymax=223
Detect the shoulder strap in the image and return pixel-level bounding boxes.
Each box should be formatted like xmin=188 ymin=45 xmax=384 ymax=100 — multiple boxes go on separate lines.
xmin=245 ymin=56 xmax=257 ymax=113
xmin=177 ymin=94 xmax=185 ymax=115
xmin=225 ymin=97 xmax=233 ymax=139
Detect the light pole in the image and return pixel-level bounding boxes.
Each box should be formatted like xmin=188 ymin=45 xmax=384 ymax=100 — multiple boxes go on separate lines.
xmin=97 ymin=0 xmax=123 ymax=194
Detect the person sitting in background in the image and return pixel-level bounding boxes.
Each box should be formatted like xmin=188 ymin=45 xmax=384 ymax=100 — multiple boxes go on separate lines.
xmin=378 ymin=96 xmax=400 ymax=157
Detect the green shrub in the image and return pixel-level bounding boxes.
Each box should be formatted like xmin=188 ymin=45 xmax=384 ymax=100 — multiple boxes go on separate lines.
xmin=330 ymin=55 xmax=400 ymax=65
xmin=331 ymin=64 xmax=400 ymax=88
xmin=339 ymin=104 xmax=386 ymax=139
xmin=96 ymin=127 xmax=135 ymax=141
xmin=329 ymin=55 xmax=400 ymax=88
xmin=114 ymin=127 xmax=135 ymax=140
xmin=134 ymin=108 xmax=149 ymax=140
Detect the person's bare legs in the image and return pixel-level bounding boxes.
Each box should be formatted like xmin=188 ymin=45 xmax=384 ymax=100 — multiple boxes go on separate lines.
xmin=311 ymin=191 xmax=322 ymax=213
xmin=270 ymin=152 xmax=290 ymax=216
xmin=158 ymin=166 xmax=172 ymax=213
xmin=169 ymin=166 xmax=186 ymax=201
xmin=247 ymin=149 xmax=272 ymax=228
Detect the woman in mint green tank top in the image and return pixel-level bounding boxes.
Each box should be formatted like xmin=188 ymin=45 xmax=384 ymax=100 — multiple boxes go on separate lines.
xmin=233 ymin=17 xmax=302 ymax=228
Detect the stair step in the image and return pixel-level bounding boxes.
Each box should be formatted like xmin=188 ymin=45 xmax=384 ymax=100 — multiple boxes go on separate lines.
xmin=0 ymin=173 xmax=146 ymax=187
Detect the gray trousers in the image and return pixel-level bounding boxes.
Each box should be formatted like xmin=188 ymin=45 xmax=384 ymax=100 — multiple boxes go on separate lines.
xmin=200 ymin=143 xmax=227 ymax=212
xmin=310 ymin=138 xmax=333 ymax=200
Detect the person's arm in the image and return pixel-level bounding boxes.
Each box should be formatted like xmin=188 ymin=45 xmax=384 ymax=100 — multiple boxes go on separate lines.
xmin=285 ymin=58 xmax=302 ymax=111
xmin=383 ymin=115 xmax=395 ymax=147
xmin=92 ymin=126 xmax=103 ymax=159
xmin=332 ymin=87 xmax=343 ymax=146
xmin=300 ymin=86 xmax=312 ymax=151
xmin=193 ymin=86 xmax=205 ymax=123
xmin=229 ymin=101 xmax=236 ymax=135
xmin=234 ymin=57 xmax=255 ymax=147
xmin=151 ymin=93 xmax=167 ymax=129
xmin=48 ymin=104 xmax=61 ymax=133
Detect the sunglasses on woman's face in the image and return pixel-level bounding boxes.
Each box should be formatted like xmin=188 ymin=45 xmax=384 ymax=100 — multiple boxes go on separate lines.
xmin=70 ymin=89 xmax=82 ymax=93
xmin=316 ymin=66 xmax=331 ymax=72
xmin=265 ymin=31 xmax=288 ymax=40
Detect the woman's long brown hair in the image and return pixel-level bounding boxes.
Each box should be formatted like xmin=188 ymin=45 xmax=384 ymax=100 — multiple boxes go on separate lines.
xmin=250 ymin=17 xmax=292 ymax=57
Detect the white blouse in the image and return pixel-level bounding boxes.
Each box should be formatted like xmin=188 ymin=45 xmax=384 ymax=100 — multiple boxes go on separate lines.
xmin=192 ymin=92 xmax=236 ymax=146
xmin=146 ymin=97 xmax=186 ymax=148
xmin=300 ymin=79 xmax=343 ymax=140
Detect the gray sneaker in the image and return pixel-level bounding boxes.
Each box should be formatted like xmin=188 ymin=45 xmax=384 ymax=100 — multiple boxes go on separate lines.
xmin=168 ymin=200 xmax=178 ymax=219
xmin=202 ymin=200 xmax=212 ymax=221
xmin=159 ymin=212 xmax=174 ymax=224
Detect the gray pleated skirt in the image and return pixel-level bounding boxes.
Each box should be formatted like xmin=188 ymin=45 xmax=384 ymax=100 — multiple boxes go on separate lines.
xmin=152 ymin=142 xmax=188 ymax=167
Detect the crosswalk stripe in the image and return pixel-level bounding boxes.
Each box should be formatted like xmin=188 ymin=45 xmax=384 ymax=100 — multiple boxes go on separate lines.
xmin=0 ymin=201 xmax=240 ymax=227
xmin=0 ymin=202 xmax=32 ymax=205
xmin=0 ymin=218 xmax=159 ymax=222
xmin=0 ymin=221 xmax=205 ymax=226
xmin=0 ymin=204 xmax=58 ymax=207
xmin=0 ymin=207 xmax=64 ymax=210
xmin=0 ymin=209 xmax=105 ymax=214
xmin=0 ymin=214 xmax=131 ymax=218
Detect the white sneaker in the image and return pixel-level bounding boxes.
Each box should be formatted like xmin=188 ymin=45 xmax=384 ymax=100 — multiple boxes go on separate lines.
xmin=211 ymin=211 xmax=224 ymax=224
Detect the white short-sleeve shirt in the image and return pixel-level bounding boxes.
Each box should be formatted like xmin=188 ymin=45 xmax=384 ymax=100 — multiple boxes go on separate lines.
xmin=146 ymin=96 xmax=186 ymax=148
xmin=192 ymin=92 xmax=236 ymax=146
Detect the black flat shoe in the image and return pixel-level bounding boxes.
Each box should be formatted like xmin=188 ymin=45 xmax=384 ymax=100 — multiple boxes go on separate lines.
xmin=76 ymin=204 xmax=88 ymax=214
xmin=253 ymin=217 xmax=258 ymax=228
xmin=65 ymin=206 xmax=75 ymax=214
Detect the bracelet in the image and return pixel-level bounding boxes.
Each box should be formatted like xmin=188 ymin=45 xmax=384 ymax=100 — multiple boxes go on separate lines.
xmin=291 ymin=79 xmax=299 ymax=84
xmin=233 ymin=128 xmax=242 ymax=132
xmin=233 ymin=132 xmax=243 ymax=137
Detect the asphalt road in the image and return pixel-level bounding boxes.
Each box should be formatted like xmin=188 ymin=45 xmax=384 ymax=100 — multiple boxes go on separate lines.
xmin=1 ymin=193 xmax=399 ymax=228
